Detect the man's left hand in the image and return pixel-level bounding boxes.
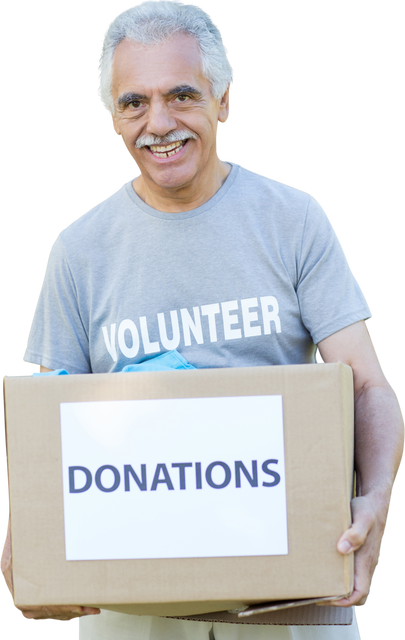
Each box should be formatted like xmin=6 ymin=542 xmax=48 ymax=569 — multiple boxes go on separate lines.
xmin=317 ymin=496 xmax=388 ymax=608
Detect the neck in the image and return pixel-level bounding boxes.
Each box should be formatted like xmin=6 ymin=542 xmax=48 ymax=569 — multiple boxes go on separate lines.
xmin=132 ymin=158 xmax=231 ymax=213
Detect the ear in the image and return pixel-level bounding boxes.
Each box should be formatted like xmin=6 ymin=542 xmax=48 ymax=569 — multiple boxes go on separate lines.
xmin=112 ymin=114 xmax=122 ymax=136
xmin=218 ymin=85 xmax=230 ymax=123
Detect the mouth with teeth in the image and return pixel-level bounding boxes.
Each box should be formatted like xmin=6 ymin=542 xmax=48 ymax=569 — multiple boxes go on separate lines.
xmin=147 ymin=139 xmax=188 ymax=158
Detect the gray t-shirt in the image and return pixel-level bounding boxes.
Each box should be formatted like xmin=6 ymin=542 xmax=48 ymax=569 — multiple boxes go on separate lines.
xmin=24 ymin=163 xmax=370 ymax=372
xmin=25 ymin=163 xmax=366 ymax=638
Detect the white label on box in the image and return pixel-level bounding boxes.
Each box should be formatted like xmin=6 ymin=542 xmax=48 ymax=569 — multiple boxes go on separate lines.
xmin=60 ymin=395 xmax=288 ymax=561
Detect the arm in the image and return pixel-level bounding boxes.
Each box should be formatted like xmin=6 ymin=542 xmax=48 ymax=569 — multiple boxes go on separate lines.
xmin=0 ymin=366 xmax=100 ymax=624
xmin=320 ymin=322 xmax=403 ymax=501
xmin=317 ymin=320 xmax=404 ymax=606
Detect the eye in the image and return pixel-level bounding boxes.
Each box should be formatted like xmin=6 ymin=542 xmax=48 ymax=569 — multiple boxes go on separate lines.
xmin=127 ymin=93 xmax=191 ymax=109
xmin=174 ymin=94 xmax=190 ymax=103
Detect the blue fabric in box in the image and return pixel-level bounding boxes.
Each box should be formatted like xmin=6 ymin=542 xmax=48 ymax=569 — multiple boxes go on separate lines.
xmin=32 ymin=349 xmax=196 ymax=376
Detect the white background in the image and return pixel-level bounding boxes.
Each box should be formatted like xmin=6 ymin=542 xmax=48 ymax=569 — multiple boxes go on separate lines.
xmin=61 ymin=396 xmax=287 ymax=560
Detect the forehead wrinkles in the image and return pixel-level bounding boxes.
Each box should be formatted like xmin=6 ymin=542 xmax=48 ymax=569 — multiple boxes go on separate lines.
xmin=112 ymin=36 xmax=205 ymax=98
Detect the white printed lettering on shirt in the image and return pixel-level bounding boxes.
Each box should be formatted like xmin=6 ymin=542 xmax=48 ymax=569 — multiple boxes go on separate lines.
xmin=104 ymin=295 xmax=282 ymax=361
xmin=157 ymin=311 xmax=181 ymax=351
xmin=118 ymin=319 xmax=140 ymax=358
xmin=102 ymin=323 xmax=117 ymax=362
xmin=201 ymin=303 xmax=220 ymax=342
xmin=221 ymin=300 xmax=242 ymax=340
xmin=180 ymin=307 xmax=204 ymax=346
xmin=241 ymin=298 xmax=262 ymax=338
xmin=261 ymin=296 xmax=281 ymax=334
xmin=140 ymin=316 xmax=160 ymax=354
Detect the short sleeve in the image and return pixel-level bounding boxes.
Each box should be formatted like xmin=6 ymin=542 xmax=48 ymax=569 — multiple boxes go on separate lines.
xmin=296 ymin=197 xmax=371 ymax=344
xmin=24 ymin=235 xmax=91 ymax=373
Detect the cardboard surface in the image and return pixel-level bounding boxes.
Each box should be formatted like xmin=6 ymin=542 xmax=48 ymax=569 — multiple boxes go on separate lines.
xmin=4 ymin=363 xmax=354 ymax=622
xmin=168 ymin=602 xmax=353 ymax=626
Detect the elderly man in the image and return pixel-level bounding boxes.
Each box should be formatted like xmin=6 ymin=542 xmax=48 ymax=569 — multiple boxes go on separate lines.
xmin=2 ymin=2 xmax=403 ymax=640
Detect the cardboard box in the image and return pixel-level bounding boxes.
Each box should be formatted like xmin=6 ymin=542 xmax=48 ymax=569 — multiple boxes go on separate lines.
xmin=4 ymin=363 xmax=354 ymax=622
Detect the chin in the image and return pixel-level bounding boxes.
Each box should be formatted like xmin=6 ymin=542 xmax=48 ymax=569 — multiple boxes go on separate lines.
xmin=149 ymin=165 xmax=197 ymax=190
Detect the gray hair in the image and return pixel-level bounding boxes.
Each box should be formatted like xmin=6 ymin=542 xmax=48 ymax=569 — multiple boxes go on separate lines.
xmin=99 ymin=1 xmax=233 ymax=113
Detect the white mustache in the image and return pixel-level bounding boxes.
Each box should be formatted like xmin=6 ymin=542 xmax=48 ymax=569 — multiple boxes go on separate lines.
xmin=136 ymin=130 xmax=197 ymax=149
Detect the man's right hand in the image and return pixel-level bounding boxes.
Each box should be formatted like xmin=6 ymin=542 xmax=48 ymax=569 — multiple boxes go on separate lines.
xmin=12 ymin=605 xmax=101 ymax=621
xmin=1 ymin=520 xmax=100 ymax=620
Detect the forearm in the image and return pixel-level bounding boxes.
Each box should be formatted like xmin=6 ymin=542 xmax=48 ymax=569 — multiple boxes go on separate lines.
xmin=354 ymin=381 xmax=404 ymax=516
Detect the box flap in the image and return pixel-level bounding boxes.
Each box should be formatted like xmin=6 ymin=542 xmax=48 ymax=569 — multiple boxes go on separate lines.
xmin=166 ymin=602 xmax=353 ymax=626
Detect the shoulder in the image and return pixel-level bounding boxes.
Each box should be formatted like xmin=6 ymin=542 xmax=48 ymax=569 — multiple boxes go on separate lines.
xmin=231 ymin=164 xmax=323 ymax=227
xmin=58 ymin=183 xmax=132 ymax=250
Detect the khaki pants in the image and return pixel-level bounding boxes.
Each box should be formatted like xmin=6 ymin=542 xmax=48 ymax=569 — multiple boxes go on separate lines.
xmin=80 ymin=610 xmax=361 ymax=640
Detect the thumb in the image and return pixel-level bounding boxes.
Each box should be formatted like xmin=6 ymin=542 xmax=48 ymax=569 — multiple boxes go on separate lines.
xmin=337 ymin=497 xmax=375 ymax=554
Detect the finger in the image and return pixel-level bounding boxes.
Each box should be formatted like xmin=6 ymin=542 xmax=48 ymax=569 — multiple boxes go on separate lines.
xmin=316 ymin=599 xmax=353 ymax=608
xmin=20 ymin=605 xmax=100 ymax=620
xmin=316 ymin=598 xmax=352 ymax=608
xmin=337 ymin=527 xmax=369 ymax=555
xmin=27 ymin=614 xmax=79 ymax=624
xmin=337 ymin=504 xmax=374 ymax=554
xmin=317 ymin=587 xmax=368 ymax=608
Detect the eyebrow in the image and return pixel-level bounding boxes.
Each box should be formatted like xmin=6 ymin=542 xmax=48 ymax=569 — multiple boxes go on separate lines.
xmin=117 ymin=85 xmax=203 ymax=107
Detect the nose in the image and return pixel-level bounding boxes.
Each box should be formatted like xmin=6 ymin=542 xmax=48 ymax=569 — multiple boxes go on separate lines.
xmin=146 ymin=99 xmax=177 ymax=137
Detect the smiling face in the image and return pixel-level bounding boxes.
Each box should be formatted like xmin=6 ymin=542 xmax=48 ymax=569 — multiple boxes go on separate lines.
xmin=111 ymin=34 xmax=229 ymax=197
